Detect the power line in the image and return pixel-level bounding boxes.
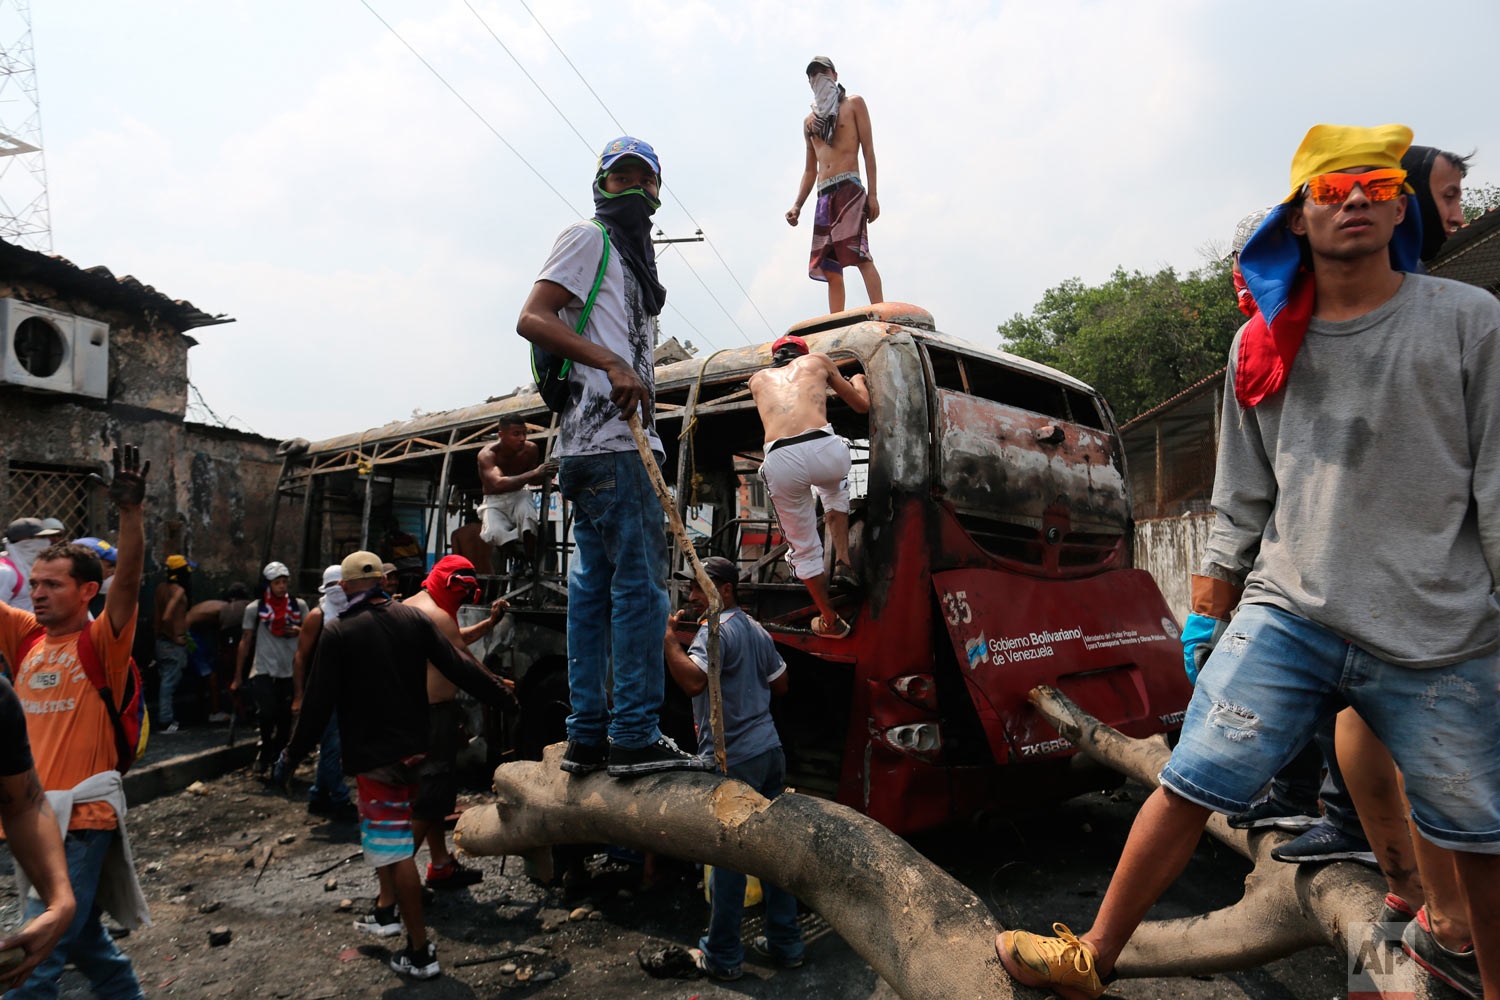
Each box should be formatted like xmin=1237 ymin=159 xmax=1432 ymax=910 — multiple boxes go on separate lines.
xmin=462 ymin=1 xmax=594 ymax=154
xmin=357 ymin=0 xmax=579 ymax=216
xmin=670 ymin=248 xmax=754 ymax=345
xmin=364 ymin=2 xmax=727 ymax=354
xmin=514 ymin=0 xmax=778 ymax=338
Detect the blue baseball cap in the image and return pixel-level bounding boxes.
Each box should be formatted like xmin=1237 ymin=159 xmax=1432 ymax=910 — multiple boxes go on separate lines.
xmin=597 ymin=136 xmax=660 ymax=180
xmin=72 ymin=536 xmax=119 ymax=563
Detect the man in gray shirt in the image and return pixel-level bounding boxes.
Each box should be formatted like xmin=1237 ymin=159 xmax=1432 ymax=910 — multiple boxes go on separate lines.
xmin=663 ymin=557 xmax=803 ymax=980
xmin=996 ymin=124 xmax=1500 ymax=1000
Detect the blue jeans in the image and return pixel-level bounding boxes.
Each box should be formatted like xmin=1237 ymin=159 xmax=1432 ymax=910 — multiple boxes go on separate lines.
xmin=699 ymin=748 xmax=803 ymax=971
xmin=1162 ymin=603 xmax=1500 ymax=851
xmin=1267 ymin=716 xmax=1364 ymax=840
xmin=12 ymin=829 xmax=143 ymax=999
xmin=309 ymin=711 xmax=349 ymax=804
xmin=154 ymin=638 xmax=186 ymax=728
xmin=559 ymin=451 xmax=670 ymax=750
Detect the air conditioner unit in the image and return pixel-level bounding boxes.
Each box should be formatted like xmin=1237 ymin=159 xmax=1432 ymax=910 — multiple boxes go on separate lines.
xmin=0 ymin=298 xmax=109 ymax=400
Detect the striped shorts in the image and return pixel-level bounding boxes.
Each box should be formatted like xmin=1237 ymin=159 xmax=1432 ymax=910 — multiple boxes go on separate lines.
xmin=356 ymin=762 xmax=422 ymax=868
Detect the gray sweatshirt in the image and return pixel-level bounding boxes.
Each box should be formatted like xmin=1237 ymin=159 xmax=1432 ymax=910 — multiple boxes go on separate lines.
xmin=1202 ymin=273 xmax=1500 ymax=668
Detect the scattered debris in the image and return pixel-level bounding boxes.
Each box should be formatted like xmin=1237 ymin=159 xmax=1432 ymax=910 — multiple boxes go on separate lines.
xmin=144 ymin=862 xmax=162 ymax=874
xmin=500 ymin=962 xmax=518 ymax=974
xmin=515 ymin=967 xmax=534 ymax=982
xmin=303 ymin=851 xmax=362 ymax=879
xmin=532 ymin=970 xmax=557 ymax=983
xmin=198 ymin=901 xmax=221 ymax=915
xmin=637 ymin=943 xmax=701 ymax=979
xmin=514 ymin=944 xmax=549 ymax=956
xmin=336 ymin=899 xmax=354 ymax=912
xmin=208 ymin=926 xmax=232 ymax=947
xmin=276 ymin=833 xmax=297 ymax=845
xmin=568 ymin=906 xmax=592 ymax=922
xmin=338 ymin=948 xmax=361 ymax=963
xmin=186 ymin=781 xmax=210 ymax=796
xmin=253 ymin=845 xmax=275 ymax=888
xmin=588 ymin=910 xmax=603 ymax=921
xmin=323 ymin=877 xmax=338 ymax=892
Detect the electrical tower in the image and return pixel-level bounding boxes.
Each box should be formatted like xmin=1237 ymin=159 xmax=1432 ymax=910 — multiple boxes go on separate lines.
xmin=0 ymin=0 xmax=49 ymax=251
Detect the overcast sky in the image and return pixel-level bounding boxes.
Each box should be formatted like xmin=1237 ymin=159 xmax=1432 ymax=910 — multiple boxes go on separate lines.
xmin=34 ymin=0 xmax=1500 ymax=442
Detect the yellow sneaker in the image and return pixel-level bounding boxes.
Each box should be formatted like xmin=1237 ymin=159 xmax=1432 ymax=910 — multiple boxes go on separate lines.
xmin=995 ymin=923 xmax=1105 ymax=1000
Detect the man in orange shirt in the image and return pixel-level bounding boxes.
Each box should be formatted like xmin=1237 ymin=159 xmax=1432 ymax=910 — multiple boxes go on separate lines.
xmin=4 ymin=445 xmax=149 ymax=999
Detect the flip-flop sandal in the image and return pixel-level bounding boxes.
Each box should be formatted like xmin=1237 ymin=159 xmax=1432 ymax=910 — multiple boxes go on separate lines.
xmin=811 ymin=615 xmax=852 ymax=638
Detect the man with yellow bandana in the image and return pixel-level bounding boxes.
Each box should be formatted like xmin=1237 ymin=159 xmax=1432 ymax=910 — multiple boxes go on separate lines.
xmin=996 ymin=124 xmax=1500 ymax=999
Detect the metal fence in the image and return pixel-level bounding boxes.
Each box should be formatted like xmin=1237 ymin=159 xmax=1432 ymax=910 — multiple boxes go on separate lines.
xmin=6 ymin=461 xmax=97 ymax=538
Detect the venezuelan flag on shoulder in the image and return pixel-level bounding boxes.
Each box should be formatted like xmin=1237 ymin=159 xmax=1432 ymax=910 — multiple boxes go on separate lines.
xmin=1232 ymin=124 xmax=1425 ymax=409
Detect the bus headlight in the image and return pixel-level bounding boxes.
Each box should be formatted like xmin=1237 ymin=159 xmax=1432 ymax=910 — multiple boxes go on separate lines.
xmin=889 ymin=673 xmax=939 ymax=712
xmin=881 ymin=722 xmax=942 ymax=761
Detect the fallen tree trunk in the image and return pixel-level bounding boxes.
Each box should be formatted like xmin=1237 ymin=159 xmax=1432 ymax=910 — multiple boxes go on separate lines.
xmin=455 ymin=744 xmax=1042 ymax=1000
xmin=455 ymin=693 xmax=1440 ymax=999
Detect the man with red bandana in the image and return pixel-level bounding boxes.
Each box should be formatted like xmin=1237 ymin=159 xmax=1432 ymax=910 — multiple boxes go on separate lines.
xmin=403 ymin=555 xmax=510 ymax=888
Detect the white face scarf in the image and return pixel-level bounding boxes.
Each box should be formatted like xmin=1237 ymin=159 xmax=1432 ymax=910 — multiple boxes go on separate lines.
xmin=320 ymin=586 xmax=350 ymax=619
xmin=5 ymin=537 xmax=49 ymax=579
xmin=808 ymin=74 xmax=844 ymax=144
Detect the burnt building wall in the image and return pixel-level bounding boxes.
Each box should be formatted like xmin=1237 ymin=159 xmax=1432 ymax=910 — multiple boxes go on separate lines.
xmin=0 ymin=267 xmax=302 ymax=625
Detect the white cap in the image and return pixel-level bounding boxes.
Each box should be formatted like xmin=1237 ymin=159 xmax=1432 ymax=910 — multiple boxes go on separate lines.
xmin=319 ymin=564 xmax=343 ymax=593
xmin=40 ymin=517 xmax=65 ymax=533
xmin=262 ymin=561 xmax=290 ymax=581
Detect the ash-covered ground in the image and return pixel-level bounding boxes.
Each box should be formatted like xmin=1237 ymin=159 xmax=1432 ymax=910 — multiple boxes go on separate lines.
xmin=1 ymin=765 xmax=1345 ymax=999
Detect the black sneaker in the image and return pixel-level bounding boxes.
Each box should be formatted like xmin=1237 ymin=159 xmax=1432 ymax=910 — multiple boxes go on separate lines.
xmin=607 ymin=736 xmax=715 ymax=777
xmin=1402 ymin=907 xmax=1480 ymax=999
xmin=560 ymin=740 xmax=608 ymax=775
xmin=390 ymin=940 xmax=441 ymax=980
xmin=426 ymin=859 xmax=483 ymax=890
xmin=353 ymin=904 xmax=401 ymax=938
xmin=1227 ymin=795 xmax=1320 ymax=831
xmin=308 ymin=798 xmax=358 ymax=823
xmin=1270 ymin=820 xmax=1377 ymax=866
xmin=751 ymin=934 xmax=804 ymax=968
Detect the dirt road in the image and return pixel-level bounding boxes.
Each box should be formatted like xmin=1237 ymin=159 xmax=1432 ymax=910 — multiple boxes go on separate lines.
xmin=1 ymin=767 xmax=1344 ymax=999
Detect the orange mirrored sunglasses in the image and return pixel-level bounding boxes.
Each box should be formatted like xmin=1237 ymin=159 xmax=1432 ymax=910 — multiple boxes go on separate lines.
xmin=1304 ymin=168 xmax=1407 ymax=206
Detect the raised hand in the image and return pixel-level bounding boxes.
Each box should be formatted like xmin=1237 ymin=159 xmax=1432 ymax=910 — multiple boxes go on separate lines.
xmin=92 ymin=444 xmax=150 ymax=509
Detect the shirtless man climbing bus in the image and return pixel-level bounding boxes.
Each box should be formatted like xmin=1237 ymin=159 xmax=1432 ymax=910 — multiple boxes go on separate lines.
xmin=748 ymin=334 xmax=870 ymax=637
xmin=785 ymin=56 xmax=883 ymax=314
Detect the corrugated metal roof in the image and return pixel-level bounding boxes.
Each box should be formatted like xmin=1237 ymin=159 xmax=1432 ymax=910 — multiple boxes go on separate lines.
xmin=1120 ymin=367 xmax=1226 ymax=432
xmin=0 ymin=238 xmax=232 ymax=332
xmin=1428 ymin=206 xmax=1500 ymax=292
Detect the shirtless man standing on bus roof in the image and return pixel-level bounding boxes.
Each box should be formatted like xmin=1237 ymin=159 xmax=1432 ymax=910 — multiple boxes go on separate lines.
xmin=749 ymin=334 xmax=870 ymax=638
xmin=785 ymin=56 xmax=883 ymax=315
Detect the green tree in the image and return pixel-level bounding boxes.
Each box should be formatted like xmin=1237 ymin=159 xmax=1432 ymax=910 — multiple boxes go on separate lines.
xmin=998 ymin=260 xmax=1244 ymax=423
xmin=1463 ymin=181 xmax=1500 ymax=224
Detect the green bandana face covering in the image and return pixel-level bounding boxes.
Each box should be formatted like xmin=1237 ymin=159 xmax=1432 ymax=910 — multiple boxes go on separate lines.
xmin=592 ymin=173 xmax=666 ymax=315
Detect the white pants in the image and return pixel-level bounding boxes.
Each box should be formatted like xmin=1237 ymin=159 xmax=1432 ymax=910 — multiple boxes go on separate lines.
xmin=760 ymin=427 xmax=850 ymax=581
xmin=479 ymin=490 xmax=538 ymax=549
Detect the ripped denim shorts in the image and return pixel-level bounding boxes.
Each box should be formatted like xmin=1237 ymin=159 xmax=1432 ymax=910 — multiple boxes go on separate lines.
xmin=1160 ymin=602 xmax=1500 ymax=852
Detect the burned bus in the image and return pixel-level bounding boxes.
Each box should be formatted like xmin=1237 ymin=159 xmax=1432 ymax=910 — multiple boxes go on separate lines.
xmin=277 ymin=302 xmax=1191 ymax=835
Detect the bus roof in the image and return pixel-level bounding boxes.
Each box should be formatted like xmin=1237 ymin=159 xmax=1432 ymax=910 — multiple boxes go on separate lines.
xmin=298 ymin=302 xmax=1098 ymax=457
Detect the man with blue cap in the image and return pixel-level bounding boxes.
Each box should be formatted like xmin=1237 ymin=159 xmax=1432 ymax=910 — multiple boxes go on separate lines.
xmin=995 ymin=123 xmax=1500 ymax=1000
xmin=517 ymin=137 xmax=710 ymax=778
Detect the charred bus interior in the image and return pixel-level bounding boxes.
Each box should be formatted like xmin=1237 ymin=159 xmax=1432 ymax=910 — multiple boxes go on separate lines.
xmin=281 ymin=351 xmax=876 ymax=798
